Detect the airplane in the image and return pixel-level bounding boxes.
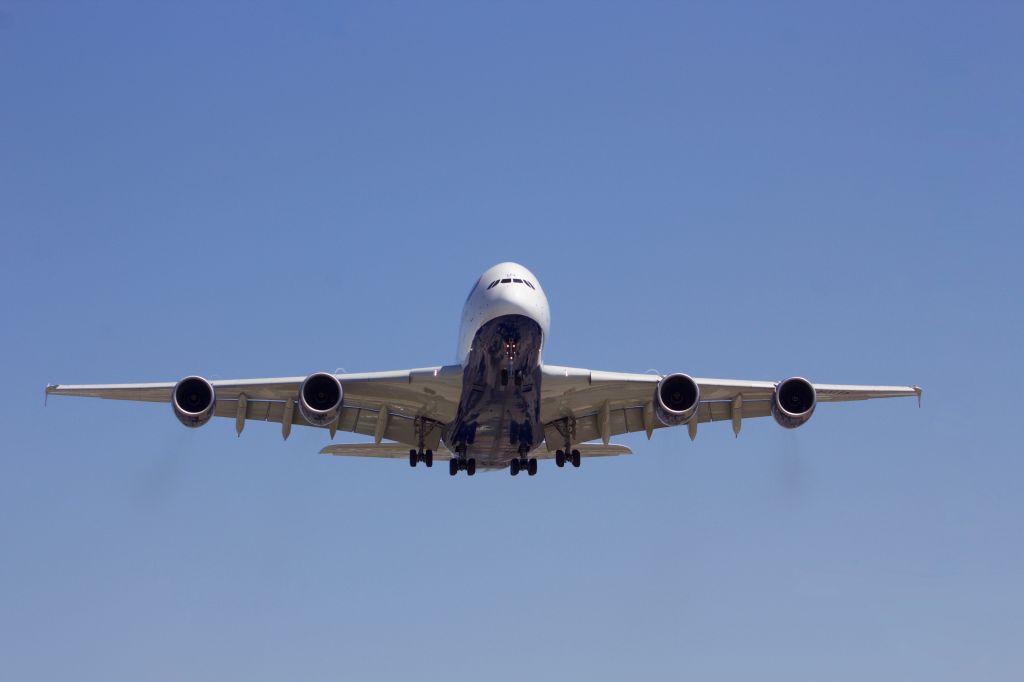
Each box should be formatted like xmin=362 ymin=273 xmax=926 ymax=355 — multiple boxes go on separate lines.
xmin=46 ymin=262 xmax=921 ymax=477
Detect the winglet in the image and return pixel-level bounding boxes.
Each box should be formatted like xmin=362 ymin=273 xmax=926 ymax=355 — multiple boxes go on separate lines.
xmin=45 ymin=384 xmax=56 ymax=406
xmin=914 ymin=386 xmax=923 ymax=408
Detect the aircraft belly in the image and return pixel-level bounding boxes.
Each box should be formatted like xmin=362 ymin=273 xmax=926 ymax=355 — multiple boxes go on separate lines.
xmin=443 ymin=315 xmax=544 ymax=466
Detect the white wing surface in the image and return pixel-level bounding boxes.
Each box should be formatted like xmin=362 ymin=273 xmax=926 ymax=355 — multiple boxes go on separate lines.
xmin=539 ymin=365 xmax=921 ymax=446
xmin=46 ymin=366 xmax=464 ymax=448
xmin=320 ymin=443 xmax=451 ymax=459
xmin=319 ymin=441 xmax=630 ymax=460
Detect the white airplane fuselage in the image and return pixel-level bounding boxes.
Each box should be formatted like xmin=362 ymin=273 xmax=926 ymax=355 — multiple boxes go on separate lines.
xmin=445 ymin=263 xmax=552 ymax=466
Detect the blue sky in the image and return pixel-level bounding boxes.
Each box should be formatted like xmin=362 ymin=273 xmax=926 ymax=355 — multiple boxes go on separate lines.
xmin=2 ymin=1 xmax=1022 ymax=680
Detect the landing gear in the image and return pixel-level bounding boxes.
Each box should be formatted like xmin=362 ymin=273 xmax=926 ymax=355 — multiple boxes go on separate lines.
xmin=555 ymin=448 xmax=581 ymax=469
xmin=410 ymin=417 xmax=441 ymax=469
xmin=500 ymin=355 xmax=523 ymax=387
xmin=449 ymin=455 xmax=476 ymax=476
xmin=509 ymin=457 xmax=538 ymax=476
xmin=551 ymin=418 xmax=581 ymax=471
xmin=408 ymin=449 xmax=433 ymax=467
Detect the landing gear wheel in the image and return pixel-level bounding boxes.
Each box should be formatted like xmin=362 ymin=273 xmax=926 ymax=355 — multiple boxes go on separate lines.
xmin=555 ymin=450 xmax=565 ymax=468
xmin=527 ymin=458 xmax=538 ymax=476
xmin=510 ymin=459 xmax=520 ymax=476
xmin=409 ymin=450 xmax=417 ymax=468
xmin=425 ymin=450 xmax=433 ymax=467
xmin=467 ymin=458 xmax=477 ymax=476
xmin=449 ymin=458 xmax=459 ymax=476
xmin=571 ymin=449 xmax=581 ymax=468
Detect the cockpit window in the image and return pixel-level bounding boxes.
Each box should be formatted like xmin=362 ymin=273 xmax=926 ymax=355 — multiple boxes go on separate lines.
xmin=489 ymin=277 xmax=536 ymax=290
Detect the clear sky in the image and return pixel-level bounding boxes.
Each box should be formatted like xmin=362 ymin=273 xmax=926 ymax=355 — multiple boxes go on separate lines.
xmin=2 ymin=2 xmax=1022 ymax=680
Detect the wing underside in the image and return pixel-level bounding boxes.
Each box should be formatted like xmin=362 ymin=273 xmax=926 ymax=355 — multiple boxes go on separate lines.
xmin=46 ymin=363 xmax=920 ymax=459
xmin=538 ymin=365 xmax=920 ymax=446
xmin=46 ymin=366 xmax=464 ymax=449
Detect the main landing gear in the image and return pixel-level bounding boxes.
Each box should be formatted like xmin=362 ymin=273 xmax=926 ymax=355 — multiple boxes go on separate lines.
xmin=409 ymin=419 xmax=443 ymax=470
xmin=555 ymin=449 xmax=581 ymax=468
xmin=509 ymin=457 xmax=538 ymax=476
xmin=449 ymin=455 xmax=476 ymax=476
xmin=409 ymin=449 xmax=433 ymax=467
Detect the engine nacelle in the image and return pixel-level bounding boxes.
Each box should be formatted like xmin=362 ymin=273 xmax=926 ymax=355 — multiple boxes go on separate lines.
xmin=772 ymin=377 xmax=816 ymax=428
xmin=299 ymin=372 xmax=344 ymax=426
xmin=172 ymin=376 xmax=216 ymax=428
xmin=654 ymin=373 xmax=700 ymax=426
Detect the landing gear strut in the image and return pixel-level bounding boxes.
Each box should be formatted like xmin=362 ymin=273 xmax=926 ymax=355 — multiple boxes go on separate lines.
xmin=551 ymin=418 xmax=581 ymax=470
xmin=409 ymin=418 xmax=442 ymax=469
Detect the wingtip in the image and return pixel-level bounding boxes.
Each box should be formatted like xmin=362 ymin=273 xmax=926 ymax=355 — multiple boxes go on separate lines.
xmin=914 ymin=385 xmax=923 ymax=407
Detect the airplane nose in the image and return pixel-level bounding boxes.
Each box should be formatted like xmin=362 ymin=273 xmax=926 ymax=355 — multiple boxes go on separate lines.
xmin=485 ymin=279 xmax=544 ymax=317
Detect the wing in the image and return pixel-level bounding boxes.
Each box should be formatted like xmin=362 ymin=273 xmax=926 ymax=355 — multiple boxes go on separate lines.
xmin=320 ymin=442 xmax=630 ymax=460
xmin=45 ymin=366 xmax=463 ymax=448
xmin=320 ymin=443 xmax=454 ymax=459
xmin=539 ymin=365 xmax=921 ymax=445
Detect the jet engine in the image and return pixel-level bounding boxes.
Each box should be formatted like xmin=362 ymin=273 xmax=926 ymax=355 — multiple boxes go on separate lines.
xmin=771 ymin=377 xmax=816 ymax=428
xmin=654 ymin=373 xmax=700 ymax=426
xmin=299 ymin=372 xmax=344 ymax=426
xmin=172 ymin=375 xmax=216 ymax=427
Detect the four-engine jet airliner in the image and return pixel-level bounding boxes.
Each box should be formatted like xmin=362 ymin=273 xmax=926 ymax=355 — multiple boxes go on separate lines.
xmin=46 ymin=262 xmax=921 ymax=477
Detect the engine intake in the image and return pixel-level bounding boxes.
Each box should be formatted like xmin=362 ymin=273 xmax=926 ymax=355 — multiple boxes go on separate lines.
xmin=654 ymin=373 xmax=700 ymax=426
xmin=772 ymin=377 xmax=816 ymax=428
xmin=172 ymin=376 xmax=216 ymax=428
xmin=299 ymin=372 xmax=344 ymax=426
